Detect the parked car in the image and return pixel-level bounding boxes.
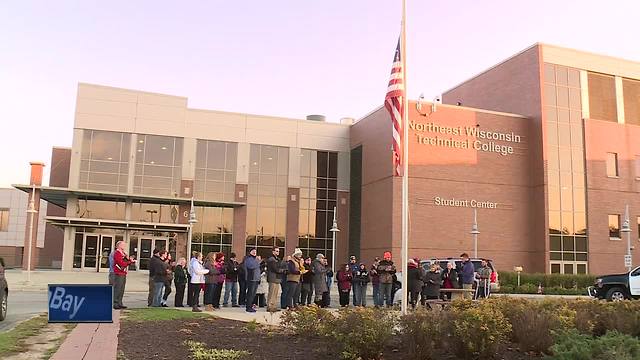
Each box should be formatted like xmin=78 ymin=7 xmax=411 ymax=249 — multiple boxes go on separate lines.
xmin=588 ymin=266 xmax=640 ymax=301
xmin=420 ymin=257 xmax=500 ymax=292
xmin=0 ymin=257 xmax=7 ymax=321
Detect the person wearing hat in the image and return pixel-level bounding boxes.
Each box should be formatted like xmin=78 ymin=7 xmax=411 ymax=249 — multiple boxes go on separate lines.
xmin=348 ymin=255 xmax=359 ymax=306
xmin=312 ymin=253 xmax=329 ymax=307
xmin=376 ymin=251 xmax=396 ymax=307
xmin=284 ymin=248 xmax=307 ymax=309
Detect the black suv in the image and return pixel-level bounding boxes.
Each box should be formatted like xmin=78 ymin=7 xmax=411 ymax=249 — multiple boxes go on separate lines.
xmin=0 ymin=257 xmax=7 ymax=321
xmin=588 ymin=266 xmax=640 ymax=301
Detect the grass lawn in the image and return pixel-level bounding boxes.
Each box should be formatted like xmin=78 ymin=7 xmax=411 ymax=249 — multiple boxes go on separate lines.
xmin=0 ymin=315 xmax=48 ymax=357
xmin=122 ymin=308 xmax=209 ymax=322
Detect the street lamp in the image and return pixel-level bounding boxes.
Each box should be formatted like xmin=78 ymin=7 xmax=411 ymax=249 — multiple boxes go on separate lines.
xmin=470 ymin=208 xmax=480 ymax=258
xmin=622 ymin=204 xmax=632 ymax=272
xmin=186 ymin=198 xmax=197 ymax=257
xmin=26 ymin=185 xmax=38 ymax=283
xmin=329 ymin=206 xmax=340 ymax=274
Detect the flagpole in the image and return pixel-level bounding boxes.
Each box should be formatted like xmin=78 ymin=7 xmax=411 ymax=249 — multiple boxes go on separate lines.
xmin=400 ymin=0 xmax=409 ymax=315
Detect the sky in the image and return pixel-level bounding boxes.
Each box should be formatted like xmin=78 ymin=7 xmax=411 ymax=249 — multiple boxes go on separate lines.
xmin=1 ymin=0 xmax=639 ymax=188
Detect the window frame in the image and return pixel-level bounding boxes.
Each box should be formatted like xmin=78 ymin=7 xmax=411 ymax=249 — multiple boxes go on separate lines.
xmin=609 ymin=214 xmax=621 ymax=240
xmin=0 ymin=208 xmax=9 ymax=232
xmin=606 ymin=152 xmax=619 ymax=178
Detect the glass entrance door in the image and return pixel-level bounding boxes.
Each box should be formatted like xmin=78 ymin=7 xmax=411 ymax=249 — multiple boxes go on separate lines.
xmin=137 ymin=237 xmax=169 ymax=270
xmin=83 ymin=235 xmax=98 ymax=269
xmin=98 ymin=235 xmax=113 ymax=272
xmin=139 ymin=239 xmax=152 ymax=270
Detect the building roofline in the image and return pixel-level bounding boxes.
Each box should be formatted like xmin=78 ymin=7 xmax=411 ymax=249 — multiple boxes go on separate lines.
xmin=356 ymin=101 xmax=527 ymax=124
xmin=442 ymin=43 xmax=540 ymax=95
xmin=77 ymin=82 xmax=188 ymax=101
xmin=443 ymin=42 xmax=640 ymax=95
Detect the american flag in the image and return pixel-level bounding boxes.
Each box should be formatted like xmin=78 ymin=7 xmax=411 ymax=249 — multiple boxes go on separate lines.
xmin=385 ymin=38 xmax=404 ymax=177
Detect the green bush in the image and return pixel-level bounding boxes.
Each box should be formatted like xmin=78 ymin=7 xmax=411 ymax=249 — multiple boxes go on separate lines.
xmin=399 ymin=309 xmax=452 ymax=360
xmin=447 ymin=302 xmax=511 ymax=359
xmin=498 ymin=271 xmax=595 ymax=293
xmin=279 ymin=305 xmax=334 ymax=336
xmin=183 ymin=340 xmax=250 ymax=360
xmin=326 ymin=307 xmax=397 ymax=360
xmin=550 ymin=330 xmax=640 ymax=360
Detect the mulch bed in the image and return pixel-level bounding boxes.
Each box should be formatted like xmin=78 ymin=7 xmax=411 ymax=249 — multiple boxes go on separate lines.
xmin=118 ymin=317 xmax=540 ymax=360
xmin=118 ymin=317 xmax=341 ymax=360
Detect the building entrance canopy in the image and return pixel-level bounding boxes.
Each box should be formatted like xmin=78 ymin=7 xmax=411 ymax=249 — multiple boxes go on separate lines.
xmin=12 ymin=185 xmax=246 ymax=209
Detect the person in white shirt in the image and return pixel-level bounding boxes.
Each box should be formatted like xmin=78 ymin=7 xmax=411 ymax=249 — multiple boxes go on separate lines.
xmin=188 ymin=252 xmax=209 ymax=312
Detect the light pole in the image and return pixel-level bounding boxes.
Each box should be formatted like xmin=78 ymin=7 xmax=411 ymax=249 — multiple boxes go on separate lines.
xmin=329 ymin=206 xmax=340 ymax=274
xmin=187 ymin=197 xmax=197 ymax=257
xmin=26 ymin=185 xmax=37 ymax=283
xmin=470 ymin=208 xmax=480 ymax=258
xmin=622 ymin=204 xmax=632 ymax=272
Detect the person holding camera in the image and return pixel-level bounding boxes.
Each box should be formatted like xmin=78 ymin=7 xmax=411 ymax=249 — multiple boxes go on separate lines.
xmin=112 ymin=240 xmax=136 ymax=309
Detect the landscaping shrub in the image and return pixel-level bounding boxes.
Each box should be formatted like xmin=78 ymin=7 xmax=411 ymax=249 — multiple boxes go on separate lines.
xmin=279 ymin=305 xmax=334 ymax=336
xmin=498 ymin=271 xmax=595 ymax=294
xmin=326 ymin=307 xmax=397 ymax=360
xmin=447 ymin=302 xmax=511 ymax=359
xmin=550 ymin=330 xmax=640 ymax=360
xmin=399 ymin=309 xmax=452 ymax=360
xmin=183 ymin=340 xmax=250 ymax=360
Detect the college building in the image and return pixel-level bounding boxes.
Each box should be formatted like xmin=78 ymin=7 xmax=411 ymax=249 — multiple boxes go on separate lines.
xmin=10 ymin=43 xmax=640 ymax=275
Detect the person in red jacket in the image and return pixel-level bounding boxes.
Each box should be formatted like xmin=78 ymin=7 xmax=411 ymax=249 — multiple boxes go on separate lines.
xmin=113 ymin=241 xmax=136 ymax=309
xmin=337 ymin=264 xmax=353 ymax=307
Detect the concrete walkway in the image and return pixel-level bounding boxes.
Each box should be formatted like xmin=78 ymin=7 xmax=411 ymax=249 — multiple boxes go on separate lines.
xmin=51 ymin=310 xmax=120 ymax=360
xmin=6 ymin=269 xmax=150 ymax=292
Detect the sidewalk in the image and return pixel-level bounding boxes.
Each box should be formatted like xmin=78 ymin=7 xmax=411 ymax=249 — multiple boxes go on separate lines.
xmin=51 ymin=310 xmax=120 ymax=360
xmin=6 ymin=269 xmax=150 ymax=292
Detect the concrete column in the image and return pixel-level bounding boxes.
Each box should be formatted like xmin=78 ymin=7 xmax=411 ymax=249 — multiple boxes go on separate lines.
xmin=579 ymin=70 xmax=590 ymax=119
xmin=288 ymin=148 xmax=301 ymax=188
xmin=285 ymin=187 xmax=300 ymax=256
xmin=68 ymin=129 xmax=83 ymax=189
xmin=61 ymin=227 xmax=75 ymax=271
xmin=232 ymin=184 xmax=248 ymax=256
xmin=615 ymin=76 xmax=625 ymax=124
xmin=336 ymin=190 xmax=350 ymax=266
xmin=22 ymin=162 xmax=44 ymax=270
xmin=182 ymin=137 xmax=197 ymax=183
xmin=127 ymin=134 xmax=137 ymax=193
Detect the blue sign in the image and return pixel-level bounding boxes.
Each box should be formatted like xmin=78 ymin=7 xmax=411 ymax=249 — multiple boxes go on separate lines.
xmin=48 ymin=284 xmax=113 ymax=323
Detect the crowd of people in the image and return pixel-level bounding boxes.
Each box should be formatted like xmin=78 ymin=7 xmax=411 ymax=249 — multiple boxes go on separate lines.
xmin=108 ymin=243 xmax=496 ymax=312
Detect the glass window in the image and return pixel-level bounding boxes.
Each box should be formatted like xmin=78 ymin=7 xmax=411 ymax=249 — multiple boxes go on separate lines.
xmin=544 ymin=63 xmax=555 ymax=84
xmin=0 ymin=209 xmax=8 ymax=232
xmin=609 ymin=214 xmax=621 ymax=239
xmin=564 ymin=264 xmax=574 ymax=274
xmin=544 ymin=84 xmax=557 ymax=106
xmin=638 ymin=217 xmax=640 ymax=241
xmin=135 ymin=134 xmax=183 ymax=196
xmin=568 ymin=68 xmax=580 ymax=88
xmin=246 ymin=144 xmax=289 ymax=254
xmin=79 ymin=199 xmax=126 ymax=220
xmin=556 ymin=66 xmax=568 ymax=86
xmin=297 ymin=149 xmax=339 ymax=259
xmin=550 ymin=235 xmax=561 ymax=251
xmin=194 ymin=140 xmax=238 ymax=202
xmin=588 ymin=72 xmax=617 ymax=122
xmin=556 ymin=87 xmax=569 ymax=108
xmin=79 ymin=130 xmax=131 ymax=191
xmin=551 ymin=263 xmax=561 ymax=273
xmin=606 ymin=152 xmax=619 ymax=177
xmin=623 ymin=78 xmax=640 ymax=126
xmin=575 ymin=236 xmax=588 ymax=252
